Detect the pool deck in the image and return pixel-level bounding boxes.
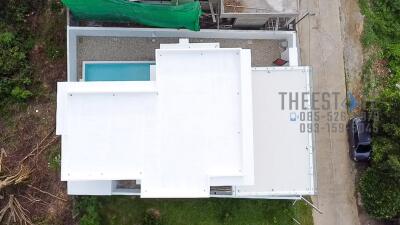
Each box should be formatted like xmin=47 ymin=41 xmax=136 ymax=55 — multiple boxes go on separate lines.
xmin=77 ymin=37 xmax=282 ymax=80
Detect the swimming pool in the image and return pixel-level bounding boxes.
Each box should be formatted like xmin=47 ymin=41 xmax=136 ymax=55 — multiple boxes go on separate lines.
xmin=83 ymin=61 xmax=154 ymax=81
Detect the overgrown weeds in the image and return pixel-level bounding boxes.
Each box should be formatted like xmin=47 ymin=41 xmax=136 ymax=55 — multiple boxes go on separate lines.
xmin=358 ymin=0 xmax=400 ymax=220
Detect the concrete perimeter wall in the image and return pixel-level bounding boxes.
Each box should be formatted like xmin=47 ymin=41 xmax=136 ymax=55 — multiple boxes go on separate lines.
xmin=67 ymin=27 xmax=299 ymax=81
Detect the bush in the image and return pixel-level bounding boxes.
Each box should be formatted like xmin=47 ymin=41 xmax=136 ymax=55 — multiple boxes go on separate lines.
xmin=0 ymin=30 xmax=27 ymax=76
xmin=75 ymin=197 xmax=101 ymax=225
xmin=0 ymin=22 xmax=33 ymax=108
xmin=0 ymin=77 xmax=33 ymax=107
xmin=360 ymin=167 xmax=400 ymax=219
xmin=143 ymin=208 xmax=163 ymax=225
xmin=362 ymin=88 xmax=400 ymax=220
xmin=11 ymin=86 xmax=33 ymax=102
xmin=369 ymin=89 xmax=400 ymax=138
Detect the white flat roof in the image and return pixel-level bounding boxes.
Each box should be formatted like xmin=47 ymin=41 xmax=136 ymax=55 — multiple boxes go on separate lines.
xmin=57 ymin=42 xmax=254 ymax=198
xmin=59 ymin=40 xmax=315 ymax=198
xmin=237 ymin=67 xmax=314 ymax=196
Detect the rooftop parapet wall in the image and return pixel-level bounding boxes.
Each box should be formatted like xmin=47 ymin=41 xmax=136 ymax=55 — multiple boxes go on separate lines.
xmin=67 ymin=27 xmax=299 ymax=81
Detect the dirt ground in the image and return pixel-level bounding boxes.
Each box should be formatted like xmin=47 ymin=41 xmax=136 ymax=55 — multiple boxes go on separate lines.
xmin=340 ymin=0 xmax=364 ymax=112
xmin=0 ymin=52 xmax=72 ymax=223
xmin=0 ymin=1 xmax=73 ymax=224
xmin=0 ymin=55 xmax=72 ymax=225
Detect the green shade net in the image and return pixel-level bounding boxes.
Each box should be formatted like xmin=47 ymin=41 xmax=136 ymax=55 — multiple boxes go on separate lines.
xmin=62 ymin=0 xmax=202 ymax=31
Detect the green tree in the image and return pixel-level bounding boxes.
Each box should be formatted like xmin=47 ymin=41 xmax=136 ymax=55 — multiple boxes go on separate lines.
xmin=361 ymin=80 xmax=400 ymax=220
xmin=360 ymin=166 xmax=400 ymax=219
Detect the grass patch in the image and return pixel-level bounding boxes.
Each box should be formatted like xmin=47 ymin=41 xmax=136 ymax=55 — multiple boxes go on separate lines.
xmin=47 ymin=144 xmax=61 ymax=171
xmin=293 ymin=199 xmax=313 ymax=225
xmin=42 ymin=12 xmax=66 ymax=61
xmin=76 ymin=196 xmax=313 ymax=225
xmin=361 ymin=48 xmax=385 ymax=99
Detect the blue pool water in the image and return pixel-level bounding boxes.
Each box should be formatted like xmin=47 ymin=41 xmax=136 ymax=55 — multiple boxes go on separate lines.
xmin=84 ymin=63 xmax=153 ymax=81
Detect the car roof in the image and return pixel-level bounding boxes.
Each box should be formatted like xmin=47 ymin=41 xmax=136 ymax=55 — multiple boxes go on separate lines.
xmin=354 ymin=118 xmax=371 ymax=144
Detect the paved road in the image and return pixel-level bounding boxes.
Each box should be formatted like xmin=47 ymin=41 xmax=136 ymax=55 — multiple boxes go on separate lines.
xmin=297 ymin=0 xmax=361 ymax=224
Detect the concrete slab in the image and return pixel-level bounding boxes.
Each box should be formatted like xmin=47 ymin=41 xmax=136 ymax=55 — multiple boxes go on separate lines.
xmin=297 ymin=0 xmax=360 ymax=223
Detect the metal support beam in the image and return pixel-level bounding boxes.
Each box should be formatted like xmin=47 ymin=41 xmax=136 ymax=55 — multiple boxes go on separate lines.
xmin=284 ymin=16 xmax=296 ymax=28
xmin=300 ymin=196 xmax=323 ymax=214
xmin=295 ymin=12 xmax=316 ymax=26
xmin=292 ymin=218 xmax=301 ymax=225
xmin=209 ymin=1 xmax=217 ymax=23
xmin=217 ymin=1 xmax=220 ymax=29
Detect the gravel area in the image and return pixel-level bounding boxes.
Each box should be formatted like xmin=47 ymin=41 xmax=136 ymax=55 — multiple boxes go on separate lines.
xmin=77 ymin=36 xmax=282 ymax=79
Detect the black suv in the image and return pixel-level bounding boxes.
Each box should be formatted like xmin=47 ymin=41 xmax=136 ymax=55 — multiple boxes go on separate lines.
xmin=347 ymin=117 xmax=372 ymax=161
